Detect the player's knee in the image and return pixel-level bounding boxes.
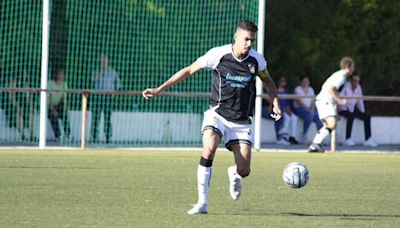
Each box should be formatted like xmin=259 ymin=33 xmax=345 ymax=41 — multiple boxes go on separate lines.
xmin=202 ymin=150 xmax=215 ymax=160
xmin=324 ymin=120 xmax=337 ymax=129
xmin=237 ymin=167 xmax=250 ymax=178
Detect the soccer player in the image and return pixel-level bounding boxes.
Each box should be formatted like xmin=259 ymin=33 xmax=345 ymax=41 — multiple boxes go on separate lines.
xmin=308 ymin=57 xmax=355 ymax=152
xmin=142 ymin=20 xmax=282 ymax=214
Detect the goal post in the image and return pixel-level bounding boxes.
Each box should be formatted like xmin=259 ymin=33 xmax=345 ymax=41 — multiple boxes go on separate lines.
xmin=39 ymin=0 xmax=50 ymax=149
xmin=254 ymin=0 xmax=266 ymax=151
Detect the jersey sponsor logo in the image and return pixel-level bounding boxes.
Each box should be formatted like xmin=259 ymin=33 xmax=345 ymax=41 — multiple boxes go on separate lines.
xmin=226 ymin=73 xmax=252 ymax=88
xmin=248 ymin=64 xmax=256 ymax=74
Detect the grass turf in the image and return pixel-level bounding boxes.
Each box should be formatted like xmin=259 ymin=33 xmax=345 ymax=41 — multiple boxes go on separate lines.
xmin=0 ymin=149 xmax=399 ymax=227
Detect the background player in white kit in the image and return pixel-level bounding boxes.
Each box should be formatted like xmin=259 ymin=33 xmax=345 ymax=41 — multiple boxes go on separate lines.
xmin=308 ymin=57 xmax=355 ymax=152
xmin=143 ymin=20 xmax=281 ymax=214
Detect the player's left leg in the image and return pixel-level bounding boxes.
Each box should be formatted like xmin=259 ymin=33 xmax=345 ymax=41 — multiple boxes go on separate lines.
xmin=228 ymin=143 xmax=252 ymax=200
xmin=225 ymin=121 xmax=253 ymax=201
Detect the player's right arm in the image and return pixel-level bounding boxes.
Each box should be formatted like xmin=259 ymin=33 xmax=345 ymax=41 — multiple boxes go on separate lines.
xmin=142 ymin=61 xmax=204 ymax=99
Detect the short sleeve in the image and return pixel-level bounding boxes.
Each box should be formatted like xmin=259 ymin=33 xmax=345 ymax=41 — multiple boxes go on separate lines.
xmin=249 ymin=49 xmax=267 ymax=72
xmin=309 ymin=87 xmax=315 ymax=96
xmin=197 ymin=46 xmax=228 ymax=69
xmin=329 ymin=71 xmax=346 ymax=89
xmin=258 ymin=56 xmax=267 ymax=72
xmin=294 ymin=86 xmax=301 ymax=95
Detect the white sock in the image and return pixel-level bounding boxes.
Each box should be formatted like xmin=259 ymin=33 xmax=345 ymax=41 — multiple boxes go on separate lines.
xmin=312 ymin=127 xmax=330 ymax=144
xmin=197 ymin=165 xmax=212 ymax=205
xmin=289 ymin=114 xmax=298 ymax=138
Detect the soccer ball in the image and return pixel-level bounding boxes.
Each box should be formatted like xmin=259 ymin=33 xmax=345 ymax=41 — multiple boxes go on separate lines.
xmin=282 ymin=162 xmax=309 ymax=188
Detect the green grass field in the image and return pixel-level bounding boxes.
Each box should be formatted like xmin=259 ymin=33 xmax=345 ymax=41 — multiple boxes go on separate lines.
xmin=0 ymin=149 xmax=399 ymax=227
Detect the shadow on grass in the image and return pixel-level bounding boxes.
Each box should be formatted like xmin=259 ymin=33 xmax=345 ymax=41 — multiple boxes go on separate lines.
xmin=280 ymin=212 xmax=400 ymax=220
xmin=221 ymin=210 xmax=400 ymax=220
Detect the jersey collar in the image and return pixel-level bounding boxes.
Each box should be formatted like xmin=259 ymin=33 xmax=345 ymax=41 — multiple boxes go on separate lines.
xmin=230 ymin=44 xmax=250 ymax=63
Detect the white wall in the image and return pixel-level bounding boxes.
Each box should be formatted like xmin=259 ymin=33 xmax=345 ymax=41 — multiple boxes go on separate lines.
xmin=0 ymin=109 xmax=399 ymax=145
xmin=0 ymin=109 xmax=202 ymax=143
xmin=259 ymin=116 xmax=400 ymax=145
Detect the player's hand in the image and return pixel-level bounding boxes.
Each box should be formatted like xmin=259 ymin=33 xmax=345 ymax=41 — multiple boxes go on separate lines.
xmin=142 ymin=88 xmax=159 ymax=99
xmin=338 ymin=98 xmax=348 ymax=105
xmin=270 ymin=105 xmax=282 ymax=121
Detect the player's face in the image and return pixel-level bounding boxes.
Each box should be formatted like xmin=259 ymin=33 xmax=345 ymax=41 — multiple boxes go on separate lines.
xmin=345 ymin=64 xmax=355 ymax=76
xmin=234 ymin=28 xmax=256 ymax=55
xmin=349 ymin=65 xmax=355 ymax=75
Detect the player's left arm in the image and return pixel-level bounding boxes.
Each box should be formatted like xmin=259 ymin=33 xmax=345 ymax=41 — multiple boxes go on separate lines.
xmin=257 ymin=69 xmax=282 ymax=121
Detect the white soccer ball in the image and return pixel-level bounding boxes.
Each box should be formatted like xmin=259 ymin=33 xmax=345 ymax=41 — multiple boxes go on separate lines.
xmin=282 ymin=162 xmax=309 ymax=188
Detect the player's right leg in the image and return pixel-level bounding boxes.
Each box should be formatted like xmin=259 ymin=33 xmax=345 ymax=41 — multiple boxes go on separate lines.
xmin=309 ymin=116 xmax=337 ymax=152
xmin=187 ymin=130 xmax=220 ymax=215
xmin=309 ymin=101 xmax=337 ymax=153
xmin=188 ymin=109 xmax=223 ymax=215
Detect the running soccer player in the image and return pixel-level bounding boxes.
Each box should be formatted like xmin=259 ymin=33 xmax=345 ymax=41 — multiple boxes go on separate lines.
xmin=308 ymin=57 xmax=355 ymax=152
xmin=142 ymin=20 xmax=282 ymax=214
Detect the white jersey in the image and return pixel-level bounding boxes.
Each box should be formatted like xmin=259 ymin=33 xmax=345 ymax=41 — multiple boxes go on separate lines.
xmin=316 ymin=70 xmax=347 ymax=103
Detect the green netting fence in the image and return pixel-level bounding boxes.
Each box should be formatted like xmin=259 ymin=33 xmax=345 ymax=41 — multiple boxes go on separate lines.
xmin=0 ymin=0 xmax=260 ymax=147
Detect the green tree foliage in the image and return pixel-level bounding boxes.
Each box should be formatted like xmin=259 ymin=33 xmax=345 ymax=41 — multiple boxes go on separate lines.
xmin=266 ymin=0 xmax=400 ymax=97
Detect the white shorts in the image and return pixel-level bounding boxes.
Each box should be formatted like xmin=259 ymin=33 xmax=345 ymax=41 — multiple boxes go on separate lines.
xmin=315 ymin=100 xmax=337 ymax=120
xmin=201 ymin=108 xmax=254 ymax=150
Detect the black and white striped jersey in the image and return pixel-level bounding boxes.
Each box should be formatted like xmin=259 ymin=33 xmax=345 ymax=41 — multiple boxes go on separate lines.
xmin=197 ymin=44 xmax=267 ymax=124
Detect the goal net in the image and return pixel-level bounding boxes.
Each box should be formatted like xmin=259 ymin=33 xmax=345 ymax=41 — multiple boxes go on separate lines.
xmin=0 ymin=0 xmax=260 ymax=147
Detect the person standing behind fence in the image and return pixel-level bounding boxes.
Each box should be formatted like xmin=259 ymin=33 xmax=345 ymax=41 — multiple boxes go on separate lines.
xmin=90 ymin=55 xmax=120 ymax=144
xmin=7 ymin=71 xmax=37 ymax=142
xmin=48 ymin=69 xmax=71 ymax=142
xmin=6 ymin=75 xmax=25 ymax=141
xmin=293 ymin=75 xmax=323 ymax=143
xmin=339 ymin=75 xmax=377 ymax=147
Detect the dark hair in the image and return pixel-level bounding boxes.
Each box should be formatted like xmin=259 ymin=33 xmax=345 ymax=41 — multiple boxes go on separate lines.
xmin=299 ymin=74 xmax=309 ymax=82
xmin=53 ymin=68 xmax=65 ymax=80
xmin=237 ymin=20 xmax=258 ymax=33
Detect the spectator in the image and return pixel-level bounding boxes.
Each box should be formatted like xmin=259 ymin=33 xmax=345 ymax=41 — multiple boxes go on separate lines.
xmin=276 ymin=75 xmax=299 ymax=144
xmin=339 ymin=75 xmax=377 ymax=147
xmin=6 ymin=75 xmax=25 ymax=140
xmin=90 ymin=55 xmax=120 ymax=143
xmin=262 ymin=97 xmax=287 ymax=145
xmin=6 ymin=71 xmax=36 ymax=141
xmin=293 ymin=75 xmax=323 ymax=143
xmin=48 ymin=69 xmax=71 ymax=142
